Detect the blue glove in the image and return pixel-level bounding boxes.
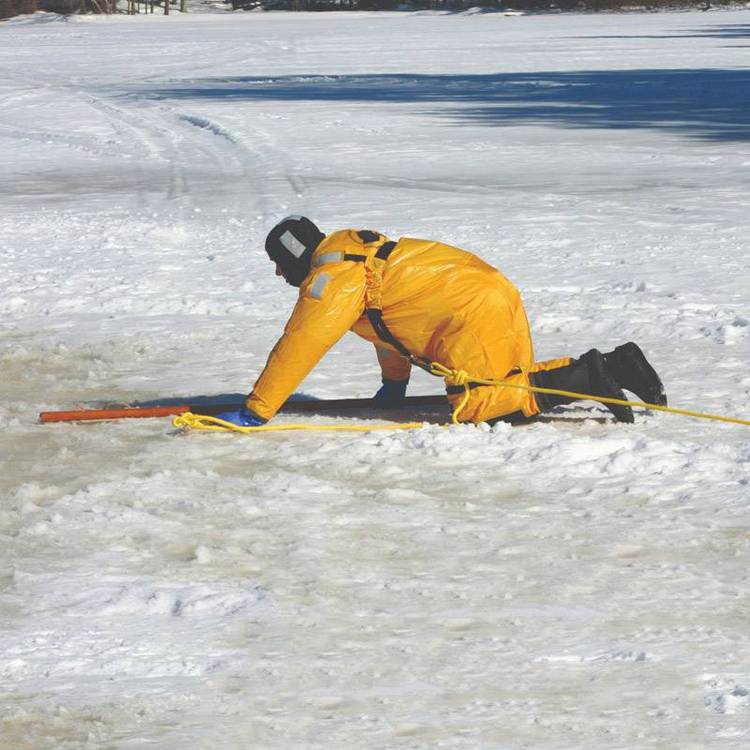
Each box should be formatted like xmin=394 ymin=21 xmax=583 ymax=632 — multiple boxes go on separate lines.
xmin=215 ymin=406 xmax=267 ymax=427
xmin=372 ymin=379 xmax=409 ymax=408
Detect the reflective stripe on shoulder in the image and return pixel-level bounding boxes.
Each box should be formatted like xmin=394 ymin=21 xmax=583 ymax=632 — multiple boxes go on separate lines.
xmin=313 ymin=252 xmax=344 ymax=268
xmin=308 ymin=273 xmax=331 ymax=300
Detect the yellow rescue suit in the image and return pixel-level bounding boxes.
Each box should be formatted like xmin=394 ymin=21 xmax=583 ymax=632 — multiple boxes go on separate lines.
xmin=246 ymin=230 xmax=571 ymax=423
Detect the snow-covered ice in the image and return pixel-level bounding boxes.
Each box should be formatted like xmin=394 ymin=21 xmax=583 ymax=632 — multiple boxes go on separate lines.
xmin=1 ymin=7 xmax=749 ymax=749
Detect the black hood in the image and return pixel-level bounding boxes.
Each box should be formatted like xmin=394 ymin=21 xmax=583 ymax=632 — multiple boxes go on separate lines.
xmin=265 ymin=216 xmax=325 ymax=287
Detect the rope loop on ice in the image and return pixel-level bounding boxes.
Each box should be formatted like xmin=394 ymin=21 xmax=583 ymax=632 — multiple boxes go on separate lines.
xmin=172 ymin=412 xmax=425 ymax=434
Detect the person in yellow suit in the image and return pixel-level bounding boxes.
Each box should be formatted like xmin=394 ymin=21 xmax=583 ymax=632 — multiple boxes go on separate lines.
xmin=218 ymin=216 xmax=666 ymax=427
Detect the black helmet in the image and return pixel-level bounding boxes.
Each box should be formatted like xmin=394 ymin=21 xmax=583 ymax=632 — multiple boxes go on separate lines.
xmin=265 ymin=215 xmax=325 ymax=287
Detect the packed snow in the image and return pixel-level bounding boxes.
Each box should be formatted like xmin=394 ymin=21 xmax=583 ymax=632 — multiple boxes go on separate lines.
xmin=1 ymin=7 xmax=749 ymax=749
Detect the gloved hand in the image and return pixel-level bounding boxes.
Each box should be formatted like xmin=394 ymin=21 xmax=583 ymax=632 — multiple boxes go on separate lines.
xmin=215 ymin=406 xmax=267 ymax=427
xmin=372 ymin=379 xmax=409 ymax=409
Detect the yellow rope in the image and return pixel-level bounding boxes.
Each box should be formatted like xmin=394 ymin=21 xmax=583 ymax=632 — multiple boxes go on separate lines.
xmin=172 ymin=361 xmax=750 ymax=435
xmin=172 ymin=412 xmax=425 ymax=434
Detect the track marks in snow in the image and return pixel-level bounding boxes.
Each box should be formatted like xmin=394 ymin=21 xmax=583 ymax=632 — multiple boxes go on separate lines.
xmin=0 ymin=70 xmax=277 ymax=213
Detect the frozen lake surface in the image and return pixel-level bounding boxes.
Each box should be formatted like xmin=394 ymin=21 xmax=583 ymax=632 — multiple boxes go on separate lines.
xmin=1 ymin=7 xmax=749 ymax=749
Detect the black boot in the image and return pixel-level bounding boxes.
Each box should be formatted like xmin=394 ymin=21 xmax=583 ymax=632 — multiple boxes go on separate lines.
xmin=602 ymin=342 xmax=667 ymax=406
xmin=530 ymin=349 xmax=634 ymax=423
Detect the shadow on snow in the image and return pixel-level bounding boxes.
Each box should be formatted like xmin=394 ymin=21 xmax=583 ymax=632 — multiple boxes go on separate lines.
xmin=140 ymin=68 xmax=750 ymax=141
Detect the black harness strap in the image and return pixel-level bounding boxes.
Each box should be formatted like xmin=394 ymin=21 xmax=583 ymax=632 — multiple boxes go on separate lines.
xmin=366 ymin=308 xmax=433 ymax=374
xmin=375 ymin=241 xmax=396 ymax=260
xmin=366 ymin=307 xmax=410 ymax=357
xmin=357 ymin=230 xmax=381 ymax=244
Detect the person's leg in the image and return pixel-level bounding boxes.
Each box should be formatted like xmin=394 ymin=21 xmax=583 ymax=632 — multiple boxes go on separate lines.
xmin=529 ymin=349 xmax=634 ymax=423
xmin=480 ymin=357 xmax=572 ymax=425
xmin=443 ymin=280 xmax=642 ymax=424
xmin=442 ymin=281 xmax=538 ymax=424
xmin=455 ymin=351 xmax=634 ymax=425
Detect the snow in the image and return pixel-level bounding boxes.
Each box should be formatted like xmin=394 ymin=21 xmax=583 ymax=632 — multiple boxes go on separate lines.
xmin=1 ymin=7 xmax=749 ymax=749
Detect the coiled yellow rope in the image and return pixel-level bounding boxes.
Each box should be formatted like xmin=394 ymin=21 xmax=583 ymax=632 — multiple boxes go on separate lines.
xmin=172 ymin=361 xmax=750 ymax=434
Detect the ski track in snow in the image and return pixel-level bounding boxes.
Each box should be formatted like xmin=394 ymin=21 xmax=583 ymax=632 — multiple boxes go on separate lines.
xmin=1 ymin=8 xmax=750 ymax=750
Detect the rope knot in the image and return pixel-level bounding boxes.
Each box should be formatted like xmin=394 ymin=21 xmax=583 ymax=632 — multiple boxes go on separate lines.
xmin=448 ymin=369 xmax=470 ymax=387
xmin=430 ymin=362 xmax=469 ymax=387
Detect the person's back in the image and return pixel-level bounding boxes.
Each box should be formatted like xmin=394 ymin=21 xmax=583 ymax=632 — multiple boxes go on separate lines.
xmin=308 ymin=229 xmax=541 ymax=422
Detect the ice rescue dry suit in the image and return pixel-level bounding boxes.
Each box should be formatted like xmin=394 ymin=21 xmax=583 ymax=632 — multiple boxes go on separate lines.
xmin=245 ymin=229 xmax=572 ymax=424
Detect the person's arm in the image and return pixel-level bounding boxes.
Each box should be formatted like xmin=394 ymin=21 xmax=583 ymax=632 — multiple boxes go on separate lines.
xmin=245 ymin=265 xmax=365 ymax=421
xmin=372 ymin=346 xmax=411 ymax=408
xmin=375 ymin=345 xmax=412 ymax=382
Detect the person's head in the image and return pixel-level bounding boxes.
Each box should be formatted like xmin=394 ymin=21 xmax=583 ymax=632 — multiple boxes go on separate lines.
xmin=265 ymin=216 xmax=325 ymax=287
